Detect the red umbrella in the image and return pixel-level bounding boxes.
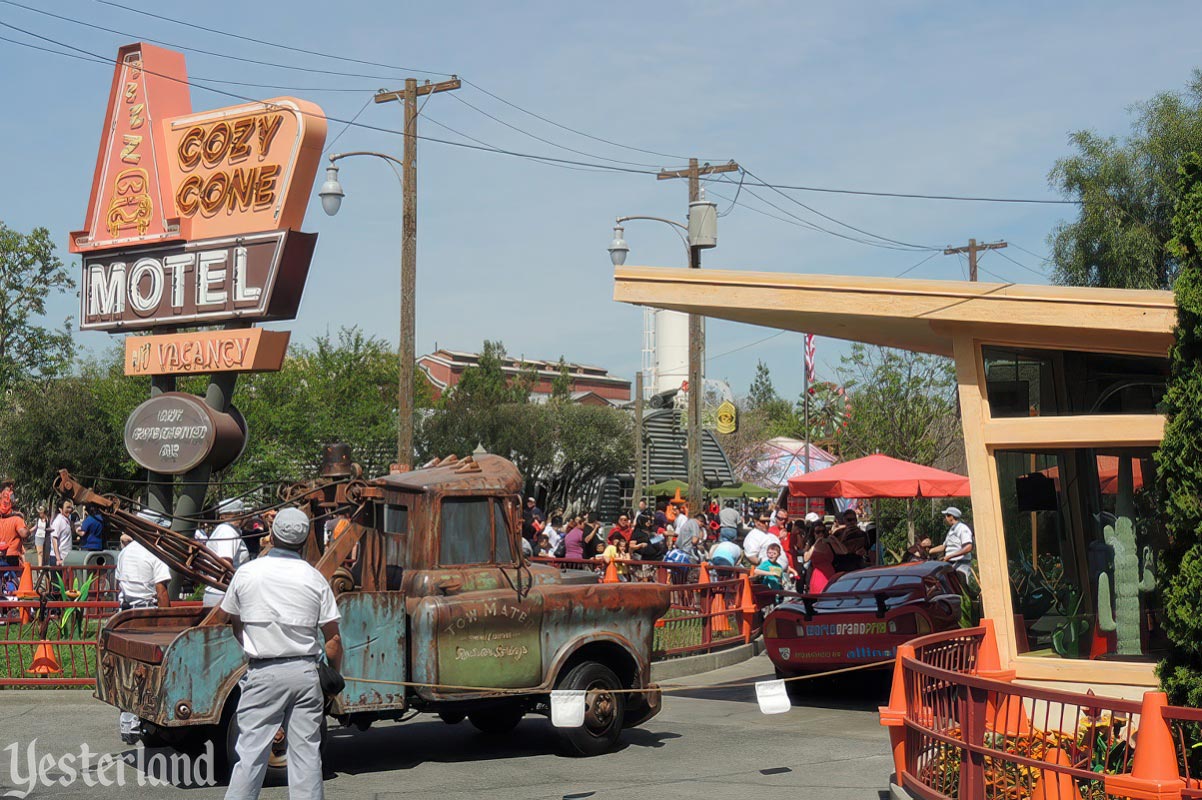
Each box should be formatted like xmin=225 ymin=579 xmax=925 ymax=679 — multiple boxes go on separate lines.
xmin=787 ymin=453 xmax=970 ymax=498
xmin=1040 ymin=456 xmax=1144 ymax=495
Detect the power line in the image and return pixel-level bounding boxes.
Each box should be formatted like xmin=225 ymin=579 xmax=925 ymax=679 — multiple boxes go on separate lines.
xmin=0 ymin=0 xmax=413 ymax=80
xmin=740 ymin=179 xmax=1078 ymax=205
xmin=91 ymin=0 xmax=697 ymax=163
xmin=707 ymin=331 xmax=787 ymax=363
xmin=0 ymin=29 xmax=376 ymax=92
xmin=714 ymin=179 xmax=933 ymax=252
xmin=445 ymin=91 xmax=670 ymax=169
xmin=893 ymin=251 xmax=940 ymax=278
xmin=460 ymin=79 xmax=700 ymax=162
xmin=994 ymin=248 xmax=1048 ymax=280
xmin=0 ymin=22 xmax=679 ymax=179
xmin=736 ymin=167 xmax=940 ymax=251
xmin=93 ymin=0 xmax=452 ymax=76
xmin=1010 ymin=242 xmax=1052 ymax=263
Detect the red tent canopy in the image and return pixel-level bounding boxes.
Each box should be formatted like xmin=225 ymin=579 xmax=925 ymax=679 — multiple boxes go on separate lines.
xmin=787 ymin=454 xmax=970 ymax=499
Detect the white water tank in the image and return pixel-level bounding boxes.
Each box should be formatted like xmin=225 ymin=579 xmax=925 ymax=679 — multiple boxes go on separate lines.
xmin=654 ymin=309 xmax=690 ymax=395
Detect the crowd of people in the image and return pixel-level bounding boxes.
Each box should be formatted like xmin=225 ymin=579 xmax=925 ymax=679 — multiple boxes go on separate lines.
xmin=521 ymin=495 xmax=885 ymax=593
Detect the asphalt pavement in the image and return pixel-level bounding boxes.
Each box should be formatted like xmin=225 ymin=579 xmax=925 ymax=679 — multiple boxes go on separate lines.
xmin=0 ymin=654 xmax=893 ymax=799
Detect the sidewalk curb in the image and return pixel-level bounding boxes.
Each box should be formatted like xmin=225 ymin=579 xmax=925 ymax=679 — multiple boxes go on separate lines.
xmin=650 ymin=638 xmax=767 ymax=682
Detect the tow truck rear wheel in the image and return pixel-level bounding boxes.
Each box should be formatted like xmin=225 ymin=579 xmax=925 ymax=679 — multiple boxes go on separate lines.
xmin=219 ymin=697 xmax=328 ymax=786
xmin=553 ymin=661 xmax=625 ymax=757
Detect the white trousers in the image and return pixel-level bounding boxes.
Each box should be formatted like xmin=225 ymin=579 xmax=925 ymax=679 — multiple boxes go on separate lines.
xmin=225 ymin=658 xmax=325 ymax=800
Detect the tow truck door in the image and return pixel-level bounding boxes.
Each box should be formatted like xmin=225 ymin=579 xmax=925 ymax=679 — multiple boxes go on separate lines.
xmin=411 ymin=497 xmax=544 ymax=694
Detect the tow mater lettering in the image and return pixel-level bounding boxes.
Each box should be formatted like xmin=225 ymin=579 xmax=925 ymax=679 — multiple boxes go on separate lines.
xmin=443 ymin=602 xmax=532 ymax=637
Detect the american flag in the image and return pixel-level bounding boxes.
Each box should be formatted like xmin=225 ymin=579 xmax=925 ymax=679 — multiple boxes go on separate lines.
xmin=804 ymin=334 xmax=816 ymax=383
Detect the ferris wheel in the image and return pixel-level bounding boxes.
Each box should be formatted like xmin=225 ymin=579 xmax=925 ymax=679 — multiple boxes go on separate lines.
xmin=802 ymin=381 xmax=853 ymax=442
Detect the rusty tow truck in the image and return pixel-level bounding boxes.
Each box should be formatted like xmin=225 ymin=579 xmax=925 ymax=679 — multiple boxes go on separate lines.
xmin=57 ymin=452 xmax=669 ymax=774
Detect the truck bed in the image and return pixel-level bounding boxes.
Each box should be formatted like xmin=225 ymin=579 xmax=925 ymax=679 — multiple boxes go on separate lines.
xmin=101 ymin=606 xmax=210 ymax=664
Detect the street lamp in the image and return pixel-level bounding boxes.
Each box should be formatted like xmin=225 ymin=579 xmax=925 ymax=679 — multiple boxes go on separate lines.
xmin=319 ymin=151 xmax=415 ymax=469
xmin=610 ymin=197 xmax=718 ymax=512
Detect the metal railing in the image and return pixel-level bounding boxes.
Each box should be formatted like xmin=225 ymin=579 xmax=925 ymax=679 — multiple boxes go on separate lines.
xmin=535 ymin=556 xmax=764 ymax=659
xmin=882 ymin=620 xmax=1202 ymax=799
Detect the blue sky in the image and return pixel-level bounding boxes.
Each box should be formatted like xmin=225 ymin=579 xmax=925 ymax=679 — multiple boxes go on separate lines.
xmin=2 ymin=0 xmax=1199 ymax=402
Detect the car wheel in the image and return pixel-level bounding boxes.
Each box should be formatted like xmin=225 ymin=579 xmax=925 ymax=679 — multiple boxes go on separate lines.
xmin=221 ymin=697 xmax=327 ymax=786
xmin=552 ymin=661 xmax=625 ymax=757
xmin=438 ymin=710 xmax=466 ymax=725
xmin=468 ymin=704 xmax=525 ymax=735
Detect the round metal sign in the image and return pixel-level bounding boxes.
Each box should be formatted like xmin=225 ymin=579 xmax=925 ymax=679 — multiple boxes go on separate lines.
xmin=124 ymin=393 xmax=245 ymax=474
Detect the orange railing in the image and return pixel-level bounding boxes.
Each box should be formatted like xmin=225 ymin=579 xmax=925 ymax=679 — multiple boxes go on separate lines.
xmin=533 ymin=557 xmax=763 ymax=659
xmin=881 ymin=619 xmax=1202 ymax=799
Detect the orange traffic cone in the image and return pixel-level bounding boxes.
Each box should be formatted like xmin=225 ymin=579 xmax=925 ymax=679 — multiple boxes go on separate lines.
xmin=27 ymin=642 xmax=61 ymax=675
xmin=1031 ymin=747 xmax=1076 ymax=800
xmin=602 ymin=560 xmax=619 ymax=583
xmin=711 ymin=588 xmax=731 ymax=633
xmin=16 ymin=562 xmax=35 ymax=624
xmin=698 ymin=562 xmax=711 ymax=584
xmin=738 ymin=574 xmax=757 ymax=640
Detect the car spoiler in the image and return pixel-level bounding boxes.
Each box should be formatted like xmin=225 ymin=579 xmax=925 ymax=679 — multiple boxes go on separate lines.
xmin=769 ymin=585 xmax=924 ymax=621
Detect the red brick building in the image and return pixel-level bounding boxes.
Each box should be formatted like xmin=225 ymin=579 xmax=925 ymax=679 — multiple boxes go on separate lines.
xmin=417 ymin=349 xmax=631 ymax=405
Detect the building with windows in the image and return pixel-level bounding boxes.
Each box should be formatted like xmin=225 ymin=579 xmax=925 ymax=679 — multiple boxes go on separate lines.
xmin=417 ymin=349 xmax=631 ymax=405
xmin=615 ymin=265 xmax=1175 ymax=696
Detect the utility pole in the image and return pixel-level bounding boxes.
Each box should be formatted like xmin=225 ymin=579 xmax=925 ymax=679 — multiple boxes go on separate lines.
xmin=373 ymin=76 xmax=461 ymax=469
xmin=657 ymin=158 xmax=739 ymax=512
xmin=633 ymin=371 xmax=644 ymax=512
xmin=944 ymin=238 xmax=1007 ymax=282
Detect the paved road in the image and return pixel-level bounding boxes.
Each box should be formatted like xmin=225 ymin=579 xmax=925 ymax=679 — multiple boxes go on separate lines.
xmin=0 ymin=654 xmax=893 ymax=799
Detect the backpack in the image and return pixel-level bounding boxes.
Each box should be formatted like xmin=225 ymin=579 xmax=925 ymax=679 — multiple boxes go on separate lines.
xmin=554 ymin=538 xmax=566 ymax=559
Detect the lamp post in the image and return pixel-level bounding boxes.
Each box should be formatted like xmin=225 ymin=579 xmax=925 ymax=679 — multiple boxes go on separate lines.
xmin=609 ymin=192 xmax=718 ymax=513
xmin=319 ymin=151 xmax=415 ymax=470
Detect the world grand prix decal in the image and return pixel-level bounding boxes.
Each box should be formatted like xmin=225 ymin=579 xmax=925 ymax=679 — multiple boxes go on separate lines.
xmin=70 ymin=41 xmax=326 ymax=490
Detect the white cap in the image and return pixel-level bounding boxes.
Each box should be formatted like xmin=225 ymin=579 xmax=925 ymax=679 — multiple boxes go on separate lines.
xmin=941 ymin=507 xmax=962 ymax=519
xmin=804 ymin=512 xmax=821 ymax=524
xmin=272 ymin=507 xmax=310 ymax=545
xmin=217 ymin=498 xmax=246 ymax=514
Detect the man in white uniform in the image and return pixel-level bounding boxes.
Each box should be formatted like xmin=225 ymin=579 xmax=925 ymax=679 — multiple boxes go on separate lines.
xmin=215 ymin=508 xmax=341 ymax=800
xmin=930 ymin=506 xmax=975 ymax=584
xmin=115 ymin=512 xmax=173 ymax=743
xmin=203 ymin=499 xmax=250 ymax=608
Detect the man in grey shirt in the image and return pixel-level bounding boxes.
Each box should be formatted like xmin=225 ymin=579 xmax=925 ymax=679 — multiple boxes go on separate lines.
xmin=718 ymin=501 xmax=742 ymax=542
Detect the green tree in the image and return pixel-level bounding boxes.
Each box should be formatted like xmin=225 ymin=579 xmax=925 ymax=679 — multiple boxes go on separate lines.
xmin=0 ymin=221 xmax=75 ymax=389
xmin=1049 ymin=71 xmax=1202 ymax=290
xmin=1155 ymin=153 xmax=1202 ymax=708
xmin=0 ymin=349 xmax=143 ymax=505
xmin=836 ymin=344 xmax=965 ymax=557
xmin=836 ymin=343 xmax=961 ymax=466
xmin=747 ymin=360 xmax=777 ymax=409
xmin=550 ymin=357 xmax=572 ymax=403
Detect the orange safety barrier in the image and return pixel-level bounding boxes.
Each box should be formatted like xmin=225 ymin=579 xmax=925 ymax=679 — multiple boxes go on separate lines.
xmin=881 ymin=625 xmax=1202 ymax=800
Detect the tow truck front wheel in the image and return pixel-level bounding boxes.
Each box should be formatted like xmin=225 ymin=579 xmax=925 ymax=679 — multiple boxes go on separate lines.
xmin=553 ymin=661 xmax=625 ymax=757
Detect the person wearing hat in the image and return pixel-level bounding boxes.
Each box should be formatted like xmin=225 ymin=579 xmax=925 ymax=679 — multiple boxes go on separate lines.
xmin=215 ymin=507 xmax=341 ymax=800
xmin=116 ymin=514 xmax=173 ymax=743
xmin=202 ymin=499 xmax=251 ymax=608
xmin=930 ymin=507 xmax=974 ymax=583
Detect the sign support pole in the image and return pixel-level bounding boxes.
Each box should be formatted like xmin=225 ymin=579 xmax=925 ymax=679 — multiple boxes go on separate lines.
xmin=146 ymin=374 xmax=175 ymax=517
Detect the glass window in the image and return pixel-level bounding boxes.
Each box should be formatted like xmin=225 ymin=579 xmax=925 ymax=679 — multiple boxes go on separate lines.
xmin=983 ymin=346 xmax=1167 ymax=417
xmin=439 ymin=499 xmax=494 ymax=566
xmin=997 ymin=447 xmax=1167 ymax=661
xmin=383 ymin=505 xmax=408 ymax=535
xmin=493 ymin=502 xmax=513 ymax=564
